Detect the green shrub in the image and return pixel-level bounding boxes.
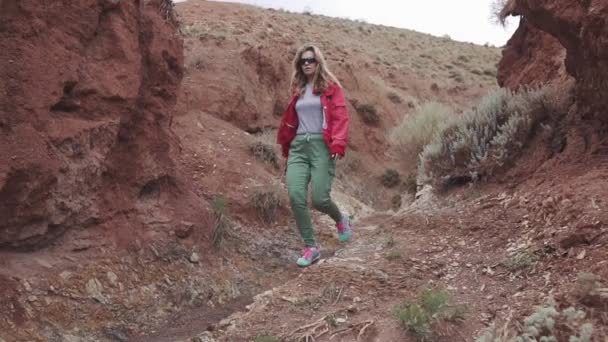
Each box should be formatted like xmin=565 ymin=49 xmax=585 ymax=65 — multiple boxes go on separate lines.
xmin=390 ymin=102 xmax=454 ymax=162
xmin=418 ymin=87 xmax=547 ymax=188
xmin=381 ymin=168 xmax=400 ymax=188
xmin=393 ymin=289 xmax=465 ymax=341
xmin=503 ymin=251 xmax=538 ymax=272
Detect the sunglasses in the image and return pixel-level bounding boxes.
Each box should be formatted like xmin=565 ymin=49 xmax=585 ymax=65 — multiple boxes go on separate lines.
xmin=299 ymin=57 xmax=317 ymax=66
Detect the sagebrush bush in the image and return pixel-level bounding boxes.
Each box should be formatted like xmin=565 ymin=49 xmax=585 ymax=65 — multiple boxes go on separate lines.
xmin=389 ymin=102 xmax=454 ymax=163
xmin=475 ymin=299 xmax=594 ymax=342
xmin=418 ymin=87 xmax=547 ymax=188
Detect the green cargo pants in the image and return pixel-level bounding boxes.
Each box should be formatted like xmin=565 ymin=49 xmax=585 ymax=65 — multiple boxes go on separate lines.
xmin=286 ymin=133 xmax=342 ymax=247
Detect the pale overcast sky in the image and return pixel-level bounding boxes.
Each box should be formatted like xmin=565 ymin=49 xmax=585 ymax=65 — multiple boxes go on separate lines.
xmin=176 ymin=0 xmax=518 ymax=46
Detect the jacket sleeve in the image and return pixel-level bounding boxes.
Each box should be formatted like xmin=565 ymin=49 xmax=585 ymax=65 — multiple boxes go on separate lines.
xmin=329 ymin=86 xmax=349 ymax=156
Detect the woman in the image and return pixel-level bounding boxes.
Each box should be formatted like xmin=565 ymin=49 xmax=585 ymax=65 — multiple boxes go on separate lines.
xmin=276 ymin=45 xmax=352 ymax=267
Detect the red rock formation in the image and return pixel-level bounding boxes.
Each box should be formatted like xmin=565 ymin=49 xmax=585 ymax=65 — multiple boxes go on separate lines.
xmin=497 ymin=19 xmax=567 ymax=89
xmin=0 ymin=0 xmax=186 ymax=250
xmin=499 ymin=0 xmax=608 ymax=122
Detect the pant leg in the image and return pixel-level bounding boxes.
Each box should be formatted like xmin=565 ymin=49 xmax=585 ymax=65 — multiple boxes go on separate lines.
xmin=286 ymin=138 xmax=316 ymax=247
xmin=309 ymin=138 xmax=342 ymax=223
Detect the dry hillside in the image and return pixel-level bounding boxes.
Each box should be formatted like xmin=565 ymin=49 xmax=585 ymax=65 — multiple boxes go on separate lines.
xmin=175 ymin=0 xmax=502 ymax=209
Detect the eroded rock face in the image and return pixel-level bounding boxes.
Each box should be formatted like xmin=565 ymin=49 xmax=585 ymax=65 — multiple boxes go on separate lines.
xmin=0 ymin=0 xmax=184 ymax=250
xmin=497 ymin=18 xmax=567 ymax=89
xmin=499 ymin=0 xmax=608 ymax=121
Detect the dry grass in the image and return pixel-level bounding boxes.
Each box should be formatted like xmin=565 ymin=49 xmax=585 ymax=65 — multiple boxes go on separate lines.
xmin=390 ymin=101 xmax=455 ymax=165
xmin=211 ymin=195 xmax=229 ymax=249
xmin=250 ymin=129 xmax=280 ymax=169
xmin=251 ymin=182 xmax=283 ymax=224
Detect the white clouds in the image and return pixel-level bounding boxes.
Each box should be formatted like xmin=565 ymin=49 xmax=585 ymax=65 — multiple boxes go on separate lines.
xmin=182 ymin=0 xmax=518 ymax=46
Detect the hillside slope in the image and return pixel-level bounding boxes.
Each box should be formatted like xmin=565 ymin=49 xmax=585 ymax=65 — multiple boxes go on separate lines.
xmin=175 ymin=0 xmax=502 ymax=209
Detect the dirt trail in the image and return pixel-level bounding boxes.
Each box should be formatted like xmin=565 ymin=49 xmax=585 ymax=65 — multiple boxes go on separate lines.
xmin=177 ymin=173 xmax=608 ymax=341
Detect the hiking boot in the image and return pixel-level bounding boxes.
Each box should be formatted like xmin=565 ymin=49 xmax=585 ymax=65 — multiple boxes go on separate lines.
xmin=336 ymin=215 xmax=352 ymax=242
xmin=296 ymin=246 xmax=320 ymax=267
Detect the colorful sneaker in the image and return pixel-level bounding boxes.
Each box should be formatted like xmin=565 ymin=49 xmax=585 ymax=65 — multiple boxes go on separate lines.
xmin=336 ymin=215 xmax=352 ymax=242
xmin=296 ymin=247 xmax=320 ymax=267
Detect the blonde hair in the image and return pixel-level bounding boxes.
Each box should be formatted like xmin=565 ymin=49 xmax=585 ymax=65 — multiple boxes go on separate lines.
xmin=290 ymin=45 xmax=341 ymax=96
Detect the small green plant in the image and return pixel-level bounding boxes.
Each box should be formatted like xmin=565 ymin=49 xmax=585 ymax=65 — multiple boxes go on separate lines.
xmin=252 ymin=187 xmax=281 ymax=224
xmin=393 ymin=288 xmax=465 ymax=341
xmin=503 ymin=251 xmax=538 ymax=272
xmin=254 ymin=335 xmax=280 ymax=342
xmin=211 ymin=196 xmax=229 ymax=249
xmin=381 ymin=168 xmax=400 ymax=188
xmin=385 ymin=250 xmax=401 ymax=261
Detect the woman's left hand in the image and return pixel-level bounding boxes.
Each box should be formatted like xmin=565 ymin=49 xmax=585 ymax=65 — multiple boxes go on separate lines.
xmin=331 ymin=153 xmax=342 ymax=161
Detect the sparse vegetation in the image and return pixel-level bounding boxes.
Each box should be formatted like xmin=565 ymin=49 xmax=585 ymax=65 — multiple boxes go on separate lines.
xmin=390 ymin=102 xmax=454 ymax=163
xmin=249 ymin=130 xmax=279 ymax=169
xmin=250 ymin=141 xmax=279 ymax=169
xmin=385 ymin=250 xmax=401 ymax=261
xmin=384 ymin=235 xmax=395 ymax=248
xmin=393 ymin=288 xmax=465 ymax=341
xmin=381 ymin=168 xmax=400 ymax=188
xmin=404 ymin=172 xmax=418 ymax=194
xmin=387 ymin=91 xmax=403 ymax=104
xmin=503 ymin=251 xmax=538 ymax=272
xmin=352 ymin=100 xmax=381 ymax=126
xmin=254 ymin=335 xmax=280 ymax=342
xmin=180 ymin=23 xmax=208 ymax=39
xmin=390 ymin=194 xmax=402 ymax=210
xmin=211 ymin=195 xmax=229 ymax=249
xmin=252 ymin=185 xmax=282 ymax=224
xmin=418 ymin=87 xmax=548 ymax=188
xmin=475 ymin=298 xmax=594 ymax=342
